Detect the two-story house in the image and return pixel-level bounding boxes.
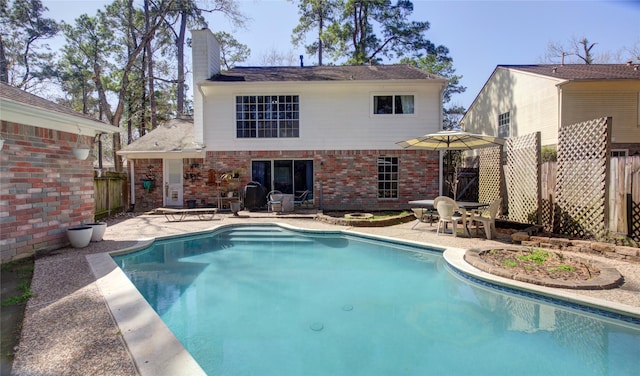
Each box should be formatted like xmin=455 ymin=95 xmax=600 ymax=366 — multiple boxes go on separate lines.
xmin=461 ymin=64 xmax=640 ymax=155
xmin=121 ymin=28 xmax=447 ymax=211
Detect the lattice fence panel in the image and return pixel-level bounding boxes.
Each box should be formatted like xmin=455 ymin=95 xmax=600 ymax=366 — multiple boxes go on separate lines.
xmin=632 ymin=201 xmax=640 ymax=241
xmin=504 ymin=132 xmax=541 ymax=224
xmin=478 ymin=146 xmax=503 ymax=215
xmin=555 ymin=117 xmax=610 ymax=238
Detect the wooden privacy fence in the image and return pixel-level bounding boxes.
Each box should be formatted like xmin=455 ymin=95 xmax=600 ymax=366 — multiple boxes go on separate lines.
xmin=541 ymin=156 xmax=640 ymax=240
xmin=94 ymin=174 xmax=128 ymax=220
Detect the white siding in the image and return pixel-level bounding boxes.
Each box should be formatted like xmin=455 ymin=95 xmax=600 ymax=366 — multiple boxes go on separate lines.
xmin=560 ymin=81 xmax=640 ymax=144
xmin=191 ymin=29 xmax=220 ymax=145
xmin=463 ymin=68 xmax=561 ymax=146
xmin=200 ymin=80 xmax=443 ymax=151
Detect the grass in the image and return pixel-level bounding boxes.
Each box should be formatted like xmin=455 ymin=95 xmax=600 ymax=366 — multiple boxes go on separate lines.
xmin=1 ymin=258 xmax=35 ymax=307
xmin=1 ymin=281 xmax=34 ymax=306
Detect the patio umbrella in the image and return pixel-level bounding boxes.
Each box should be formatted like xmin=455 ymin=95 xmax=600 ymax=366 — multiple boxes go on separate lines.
xmin=396 ymin=130 xmax=505 ymax=151
xmin=396 ymin=130 xmax=505 ymax=199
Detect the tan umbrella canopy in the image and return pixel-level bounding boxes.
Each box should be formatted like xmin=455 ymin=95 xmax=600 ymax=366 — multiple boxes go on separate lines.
xmin=396 ymin=130 xmax=505 ymax=151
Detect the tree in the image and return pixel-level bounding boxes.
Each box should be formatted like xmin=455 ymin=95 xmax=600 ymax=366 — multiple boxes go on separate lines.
xmin=215 ymin=31 xmax=250 ymax=70
xmin=401 ymin=48 xmax=465 ymax=105
xmin=259 ymin=47 xmax=299 ymax=66
xmin=290 ymin=0 xmax=338 ymax=65
xmin=327 ymin=0 xmax=431 ymax=64
xmin=0 ymin=0 xmax=59 ymax=89
xmin=162 ymin=0 xmax=246 ymax=115
xmin=401 ymin=48 xmax=467 ymax=130
xmin=543 ymin=36 xmax=602 ymax=64
xmin=62 ymin=0 xmax=177 ymax=171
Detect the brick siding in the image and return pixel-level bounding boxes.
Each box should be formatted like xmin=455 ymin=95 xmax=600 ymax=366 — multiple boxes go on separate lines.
xmin=1 ymin=121 xmax=96 ymax=262
xmin=131 ymin=149 xmax=439 ymax=212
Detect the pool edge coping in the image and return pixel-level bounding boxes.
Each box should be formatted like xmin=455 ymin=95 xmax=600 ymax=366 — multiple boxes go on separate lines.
xmin=87 ymin=247 xmax=207 ymax=376
xmin=443 ymin=247 xmax=640 ymax=320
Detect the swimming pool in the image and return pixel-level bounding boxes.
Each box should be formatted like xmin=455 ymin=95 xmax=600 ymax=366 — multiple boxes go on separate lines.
xmin=113 ymin=225 xmax=640 ymax=375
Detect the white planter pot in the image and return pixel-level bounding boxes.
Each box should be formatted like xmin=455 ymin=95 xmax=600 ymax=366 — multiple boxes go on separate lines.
xmin=230 ymin=201 xmax=241 ymax=216
xmin=72 ymin=148 xmax=90 ymax=160
xmin=67 ymin=226 xmax=93 ymax=248
xmin=86 ymin=222 xmax=107 ymax=242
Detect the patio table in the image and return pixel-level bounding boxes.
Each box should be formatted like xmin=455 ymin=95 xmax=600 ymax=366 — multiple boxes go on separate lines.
xmin=408 ymin=199 xmax=489 ymax=237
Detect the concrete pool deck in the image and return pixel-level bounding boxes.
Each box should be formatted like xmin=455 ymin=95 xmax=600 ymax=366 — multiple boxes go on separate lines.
xmin=11 ymin=211 xmax=640 ymax=375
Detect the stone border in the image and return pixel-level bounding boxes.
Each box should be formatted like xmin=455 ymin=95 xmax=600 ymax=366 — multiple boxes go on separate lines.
xmin=315 ymin=212 xmax=415 ymax=227
xmin=511 ymin=230 xmax=640 ymax=263
xmin=464 ymin=246 xmax=624 ymax=290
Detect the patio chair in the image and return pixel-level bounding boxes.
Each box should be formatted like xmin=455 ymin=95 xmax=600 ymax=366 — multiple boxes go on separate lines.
xmin=470 ymin=198 xmax=501 ymax=240
xmin=293 ymin=190 xmax=311 ymax=208
xmin=266 ymin=190 xmax=283 ymax=212
xmin=434 ymin=196 xmax=465 ymax=237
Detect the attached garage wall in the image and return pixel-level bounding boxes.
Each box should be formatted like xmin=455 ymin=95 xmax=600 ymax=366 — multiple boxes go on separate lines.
xmin=1 ymin=121 xmax=95 ymax=262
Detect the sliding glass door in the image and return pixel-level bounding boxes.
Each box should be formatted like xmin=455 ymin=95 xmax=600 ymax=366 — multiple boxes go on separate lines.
xmin=252 ymin=160 xmax=313 ymax=196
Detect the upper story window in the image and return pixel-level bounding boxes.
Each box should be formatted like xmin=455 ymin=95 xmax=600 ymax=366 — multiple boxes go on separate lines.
xmin=498 ymin=111 xmax=510 ymax=138
xmin=236 ymin=95 xmax=299 ymax=138
xmin=373 ymin=95 xmax=414 ymax=115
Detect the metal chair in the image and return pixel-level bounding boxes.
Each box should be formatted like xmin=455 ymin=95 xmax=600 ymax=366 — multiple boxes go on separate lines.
xmin=293 ymin=190 xmax=311 ymax=208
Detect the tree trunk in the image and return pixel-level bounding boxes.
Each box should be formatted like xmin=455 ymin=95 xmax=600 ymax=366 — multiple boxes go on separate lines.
xmin=176 ymin=9 xmax=187 ymax=115
xmin=0 ymin=35 xmax=8 ymax=83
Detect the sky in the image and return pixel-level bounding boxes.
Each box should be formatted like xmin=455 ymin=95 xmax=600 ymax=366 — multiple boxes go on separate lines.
xmin=41 ymin=0 xmax=640 ymax=109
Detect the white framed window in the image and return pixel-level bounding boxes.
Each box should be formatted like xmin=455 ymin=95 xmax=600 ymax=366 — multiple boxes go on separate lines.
xmin=236 ymin=95 xmax=299 ymax=138
xmin=377 ymin=157 xmax=398 ymax=199
xmin=498 ymin=112 xmax=510 ymax=138
xmin=373 ymin=95 xmax=414 ymax=115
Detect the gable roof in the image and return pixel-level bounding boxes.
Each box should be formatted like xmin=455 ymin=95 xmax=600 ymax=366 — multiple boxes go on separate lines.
xmin=117 ymin=117 xmax=204 ymax=158
xmin=209 ymin=64 xmax=447 ymax=82
xmin=0 ymin=82 xmax=119 ymax=136
xmin=502 ymin=64 xmax=640 ymax=80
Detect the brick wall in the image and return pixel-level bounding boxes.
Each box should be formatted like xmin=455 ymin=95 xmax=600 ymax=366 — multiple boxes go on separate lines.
xmin=206 ymin=149 xmax=441 ymax=211
xmin=1 ymin=121 xmax=95 ymax=263
xmin=130 ymin=149 xmax=439 ymax=211
xmin=131 ymin=159 xmax=164 ymax=211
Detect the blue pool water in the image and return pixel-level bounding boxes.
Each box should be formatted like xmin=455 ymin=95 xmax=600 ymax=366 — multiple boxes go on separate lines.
xmin=113 ymin=225 xmax=640 ymax=375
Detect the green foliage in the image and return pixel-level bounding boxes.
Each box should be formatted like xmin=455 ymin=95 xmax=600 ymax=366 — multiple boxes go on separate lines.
xmin=516 ymin=249 xmax=551 ymax=264
xmin=548 ymin=265 xmax=575 ymax=273
xmin=503 ymin=260 xmax=517 ymax=267
xmin=215 ymin=31 xmax=251 ymax=70
xmin=1 ymin=281 xmax=34 ymax=306
xmin=291 ymin=0 xmax=436 ymax=65
xmin=541 ymin=146 xmax=557 ymax=162
xmin=401 ymin=53 xmax=465 ymax=104
xmin=0 ymin=0 xmax=60 ymax=88
xmin=1 ymin=257 xmax=35 ymax=306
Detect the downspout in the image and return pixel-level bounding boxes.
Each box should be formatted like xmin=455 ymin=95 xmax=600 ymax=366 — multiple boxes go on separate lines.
xmin=129 ymin=159 xmax=136 ymax=210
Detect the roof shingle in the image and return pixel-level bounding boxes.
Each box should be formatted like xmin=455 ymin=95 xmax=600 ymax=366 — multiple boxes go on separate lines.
xmin=209 ymin=64 xmax=446 ymax=82
xmin=0 ymin=82 xmax=107 ymax=125
xmin=503 ymin=64 xmax=640 ymax=80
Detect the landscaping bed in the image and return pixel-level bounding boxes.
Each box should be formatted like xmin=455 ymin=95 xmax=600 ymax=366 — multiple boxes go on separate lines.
xmin=465 ymin=247 xmax=624 ymax=290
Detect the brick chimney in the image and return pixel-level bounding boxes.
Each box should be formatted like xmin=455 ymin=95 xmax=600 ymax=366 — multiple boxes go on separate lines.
xmin=191 ymin=28 xmax=220 ymax=144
